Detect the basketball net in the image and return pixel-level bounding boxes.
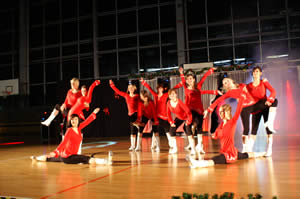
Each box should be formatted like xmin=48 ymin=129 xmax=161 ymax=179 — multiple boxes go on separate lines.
xmin=2 ymin=91 xmax=11 ymax=99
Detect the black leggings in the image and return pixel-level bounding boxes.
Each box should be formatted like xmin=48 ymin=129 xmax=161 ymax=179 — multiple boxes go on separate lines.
xmin=212 ymin=152 xmax=249 ymax=164
xmin=241 ymin=99 xmax=269 ymax=136
xmin=191 ymin=111 xmax=204 ymax=135
xmin=169 ymin=118 xmax=192 ymax=136
xmin=158 ymin=118 xmax=170 ymax=135
xmin=47 ymin=154 xmax=91 ymax=164
xmin=138 ymin=116 xmax=158 ymax=133
xmin=54 ymin=104 xmax=69 ymax=136
xmin=251 ymin=99 xmax=278 ymax=135
xmin=129 ymin=112 xmax=138 ymax=135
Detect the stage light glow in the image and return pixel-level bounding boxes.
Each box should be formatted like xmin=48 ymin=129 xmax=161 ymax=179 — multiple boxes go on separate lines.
xmin=0 ymin=142 xmax=24 ymax=146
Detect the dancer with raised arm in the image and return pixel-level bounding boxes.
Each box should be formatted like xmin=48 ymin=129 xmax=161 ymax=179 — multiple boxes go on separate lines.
xmin=247 ymin=66 xmax=278 ymax=156
xmin=140 ymin=77 xmax=183 ymax=150
xmin=178 ymin=67 xmax=219 ymax=154
xmin=187 ymin=96 xmax=265 ymax=168
xmin=32 ymin=108 xmax=113 ymax=165
xmin=167 ymin=88 xmax=193 ymax=154
xmin=109 ymin=80 xmax=140 ymax=151
xmin=134 ymin=90 xmax=159 ymax=151
xmin=67 ymin=80 xmax=100 ymax=121
xmin=41 ymin=78 xmax=81 ymax=127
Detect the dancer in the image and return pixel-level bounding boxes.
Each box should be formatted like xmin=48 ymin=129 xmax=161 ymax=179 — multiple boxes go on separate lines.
xmin=140 ymin=78 xmax=182 ymax=150
xmin=167 ymin=88 xmax=193 ymax=154
xmin=67 ymin=80 xmax=100 ymax=121
xmin=134 ymin=90 xmax=159 ymax=151
xmin=31 ymin=108 xmax=113 ymax=165
xmin=41 ymin=78 xmax=81 ymax=127
xmin=109 ymin=80 xmax=140 ymax=151
xmin=206 ymin=76 xmax=273 ymax=153
xmin=178 ymin=67 xmax=219 ymax=154
xmin=247 ymin=66 xmax=278 ymax=156
xmin=187 ymin=99 xmax=265 ymax=168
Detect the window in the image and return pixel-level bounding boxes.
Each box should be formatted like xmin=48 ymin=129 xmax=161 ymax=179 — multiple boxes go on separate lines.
xmin=0 ymin=33 xmax=12 ymax=52
xmin=99 ymin=53 xmax=117 ymax=76
xmin=118 ymin=11 xmax=136 ymax=34
xmin=30 ymin=27 xmax=43 ymax=48
xmin=118 ymin=37 xmax=137 ymax=49
xmin=234 ymin=21 xmax=258 ymax=37
xmin=0 ymin=66 xmax=13 ymax=80
xmin=117 ymin=0 xmax=136 ymax=9
xmin=80 ymin=18 xmax=93 ymax=40
xmin=98 ymin=15 xmax=116 ymax=37
xmin=62 ymin=60 xmax=78 ymax=80
xmin=209 ymin=39 xmax=232 ymax=47
xmin=0 ymin=11 xmax=12 ymax=30
xmin=289 ymin=0 xmax=300 ymax=12
xmin=162 ymin=45 xmax=177 ymax=67
xmin=210 ymin=46 xmax=233 ymax=62
xmin=46 ymin=61 xmax=60 ymax=82
xmin=208 ymin=24 xmax=232 ymax=39
xmin=189 ymin=28 xmax=207 ymax=41
xmin=289 ymin=15 xmax=300 ymax=31
xmin=45 ymin=47 xmax=60 ymax=58
xmin=62 ymin=45 xmax=78 ymax=56
xmin=45 ymin=24 xmax=59 ymax=45
xmin=190 ymin=49 xmax=208 ymax=63
xmin=30 ymin=63 xmax=44 ymax=84
xmin=80 ymin=42 xmax=93 ymax=54
xmin=139 ymin=34 xmax=159 ymax=47
xmin=46 ymin=83 xmax=58 ymax=105
xmin=260 ymin=0 xmax=285 ymax=16
xmin=30 ymin=5 xmax=43 ymax=25
xmin=138 ymin=7 xmax=158 ymax=32
xmin=97 ymin=0 xmax=115 ymax=13
xmin=80 ymin=58 xmax=94 ymax=79
xmin=45 ymin=0 xmax=59 ymax=22
xmin=161 ymin=31 xmax=176 ymax=44
xmin=235 ymin=43 xmax=260 ymax=63
xmin=187 ymin=0 xmax=206 ymax=25
xmin=30 ymin=50 xmax=43 ymax=61
xmin=232 ymin=0 xmax=257 ymax=19
xmin=62 ymin=22 xmax=78 ymax=43
xmin=140 ymin=48 xmax=160 ymax=72
xmin=62 ymin=0 xmax=77 ymax=19
xmin=99 ymin=39 xmax=116 ymax=51
xmin=261 ymin=18 xmax=286 ymax=33
xmin=160 ymin=5 xmax=176 ymax=29
xmin=79 ymin=0 xmax=92 ymax=16
xmin=138 ymin=0 xmax=158 ymax=6
xmin=207 ymin=0 xmax=231 ymax=23
xmin=119 ymin=50 xmax=138 ymax=75
xmin=261 ymin=40 xmax=288 ymax=61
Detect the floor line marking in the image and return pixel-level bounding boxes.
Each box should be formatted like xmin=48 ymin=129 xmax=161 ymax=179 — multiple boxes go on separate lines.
xmin=40 ymin=153 xmax=170 ymax=199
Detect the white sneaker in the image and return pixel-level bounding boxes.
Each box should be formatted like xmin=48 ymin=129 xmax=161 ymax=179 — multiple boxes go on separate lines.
xmin=169 ymin=147 xmax=178 ymax=154
xmin=190 ymin=148 xmax=196 ymax=155
xmin=135 ymin=146 xmax=142 ymax=152
xmin=264 ymin=148 xmax=272 ymax=157
xmin=184 ymin=145 xmax=191 ymax=151
xmin=41 ymin=120 xmax=50 ymax=126
xmin=129 ymin=146 xmax=135 ymax=151
xmin=154 ymin=146 xmax=160 ymax=152
xmin=195 ymin=144 xmax=205 ymax=154
xmin=108 ymin=151 xmax=113 ymax=165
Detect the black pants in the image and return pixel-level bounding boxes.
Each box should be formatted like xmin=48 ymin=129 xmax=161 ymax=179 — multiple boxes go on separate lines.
xmin=212 ymin=152 xmax=249 ymax=164
xmin=241 ymin=99 xmax=269 ymax=136
xmin=138 ymin=116 xmax=158 ymax=133
xmin=54 ymin=104 xmax=69 ymax=136
xmin=129 ymin=112 xmax=138 ymax=135
xmin=251 ymin=99 xmax=278 ymax=135
xmin=191 ymin=111 xmax=204 ymax=135
xmin=47 ymin=154 xmax=91 ymax=164
xmin=169 ymin=118 xmax=192 ymax=136
xmin=158 ymin=118 xmax=170 ymax=135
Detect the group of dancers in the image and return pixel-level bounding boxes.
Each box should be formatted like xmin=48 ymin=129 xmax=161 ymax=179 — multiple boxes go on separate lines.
xmin=32 ymin=66 xmax=277 ymax=169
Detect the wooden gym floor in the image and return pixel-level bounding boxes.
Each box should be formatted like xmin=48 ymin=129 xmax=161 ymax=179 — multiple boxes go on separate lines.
xmin=0 ymin=132 xmax=299 ymax=199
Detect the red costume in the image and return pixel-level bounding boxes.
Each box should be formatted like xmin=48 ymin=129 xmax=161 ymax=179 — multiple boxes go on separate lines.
xmin=137 ymin=100 xmax=159 ymax=125
xmin=212 ymin=96 xmax=245 ymax=163
xmin=247 ymin=78 xmax=276 ymax=103
xmin=52 ymin=113 xmax=96 ymax=158
xmin=68 ymin=80 xmax=100 ymax=120
xmin=63 ymin=89 xmax=82 ymax=109
xmin=180 ymin=68 xmax=218 ymax=114
xmin=207 ymin=84 xmax=255 ymax=112
xmin=167 ymin=99 xmax=193 ymax=125
xmin=141 ymin=81 xmax=183 ymax=120
xmin=110 ymin=82 xmax=140 ymax=116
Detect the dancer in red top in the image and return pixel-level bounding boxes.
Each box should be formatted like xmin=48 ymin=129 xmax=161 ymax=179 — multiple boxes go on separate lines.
xmin=109 ymin=80 xmax=140 ymax=151
xmin=207 ymin=77 xmax=272 ymax=153
xmin=247 ymin=66 xmax=278 ymax=156
xmin=67 ymin=80 xmax=100 ymax=121
xmin=140 ymin=78 xmax=183 ymax=150
xmin=167 ymin=88 xmax=193 ymax=154
xmin=178 ymin=67 xmax=219 ymax=155
xmin=31 ymin=108 xmax=113 ymax=165
xmin=134 ymin=90 xmax=159 ymax=151
xmin=186 ymin=98 xmax=265 ymax=168
xmin=41 ymin=78 xmax=82 ymax=138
